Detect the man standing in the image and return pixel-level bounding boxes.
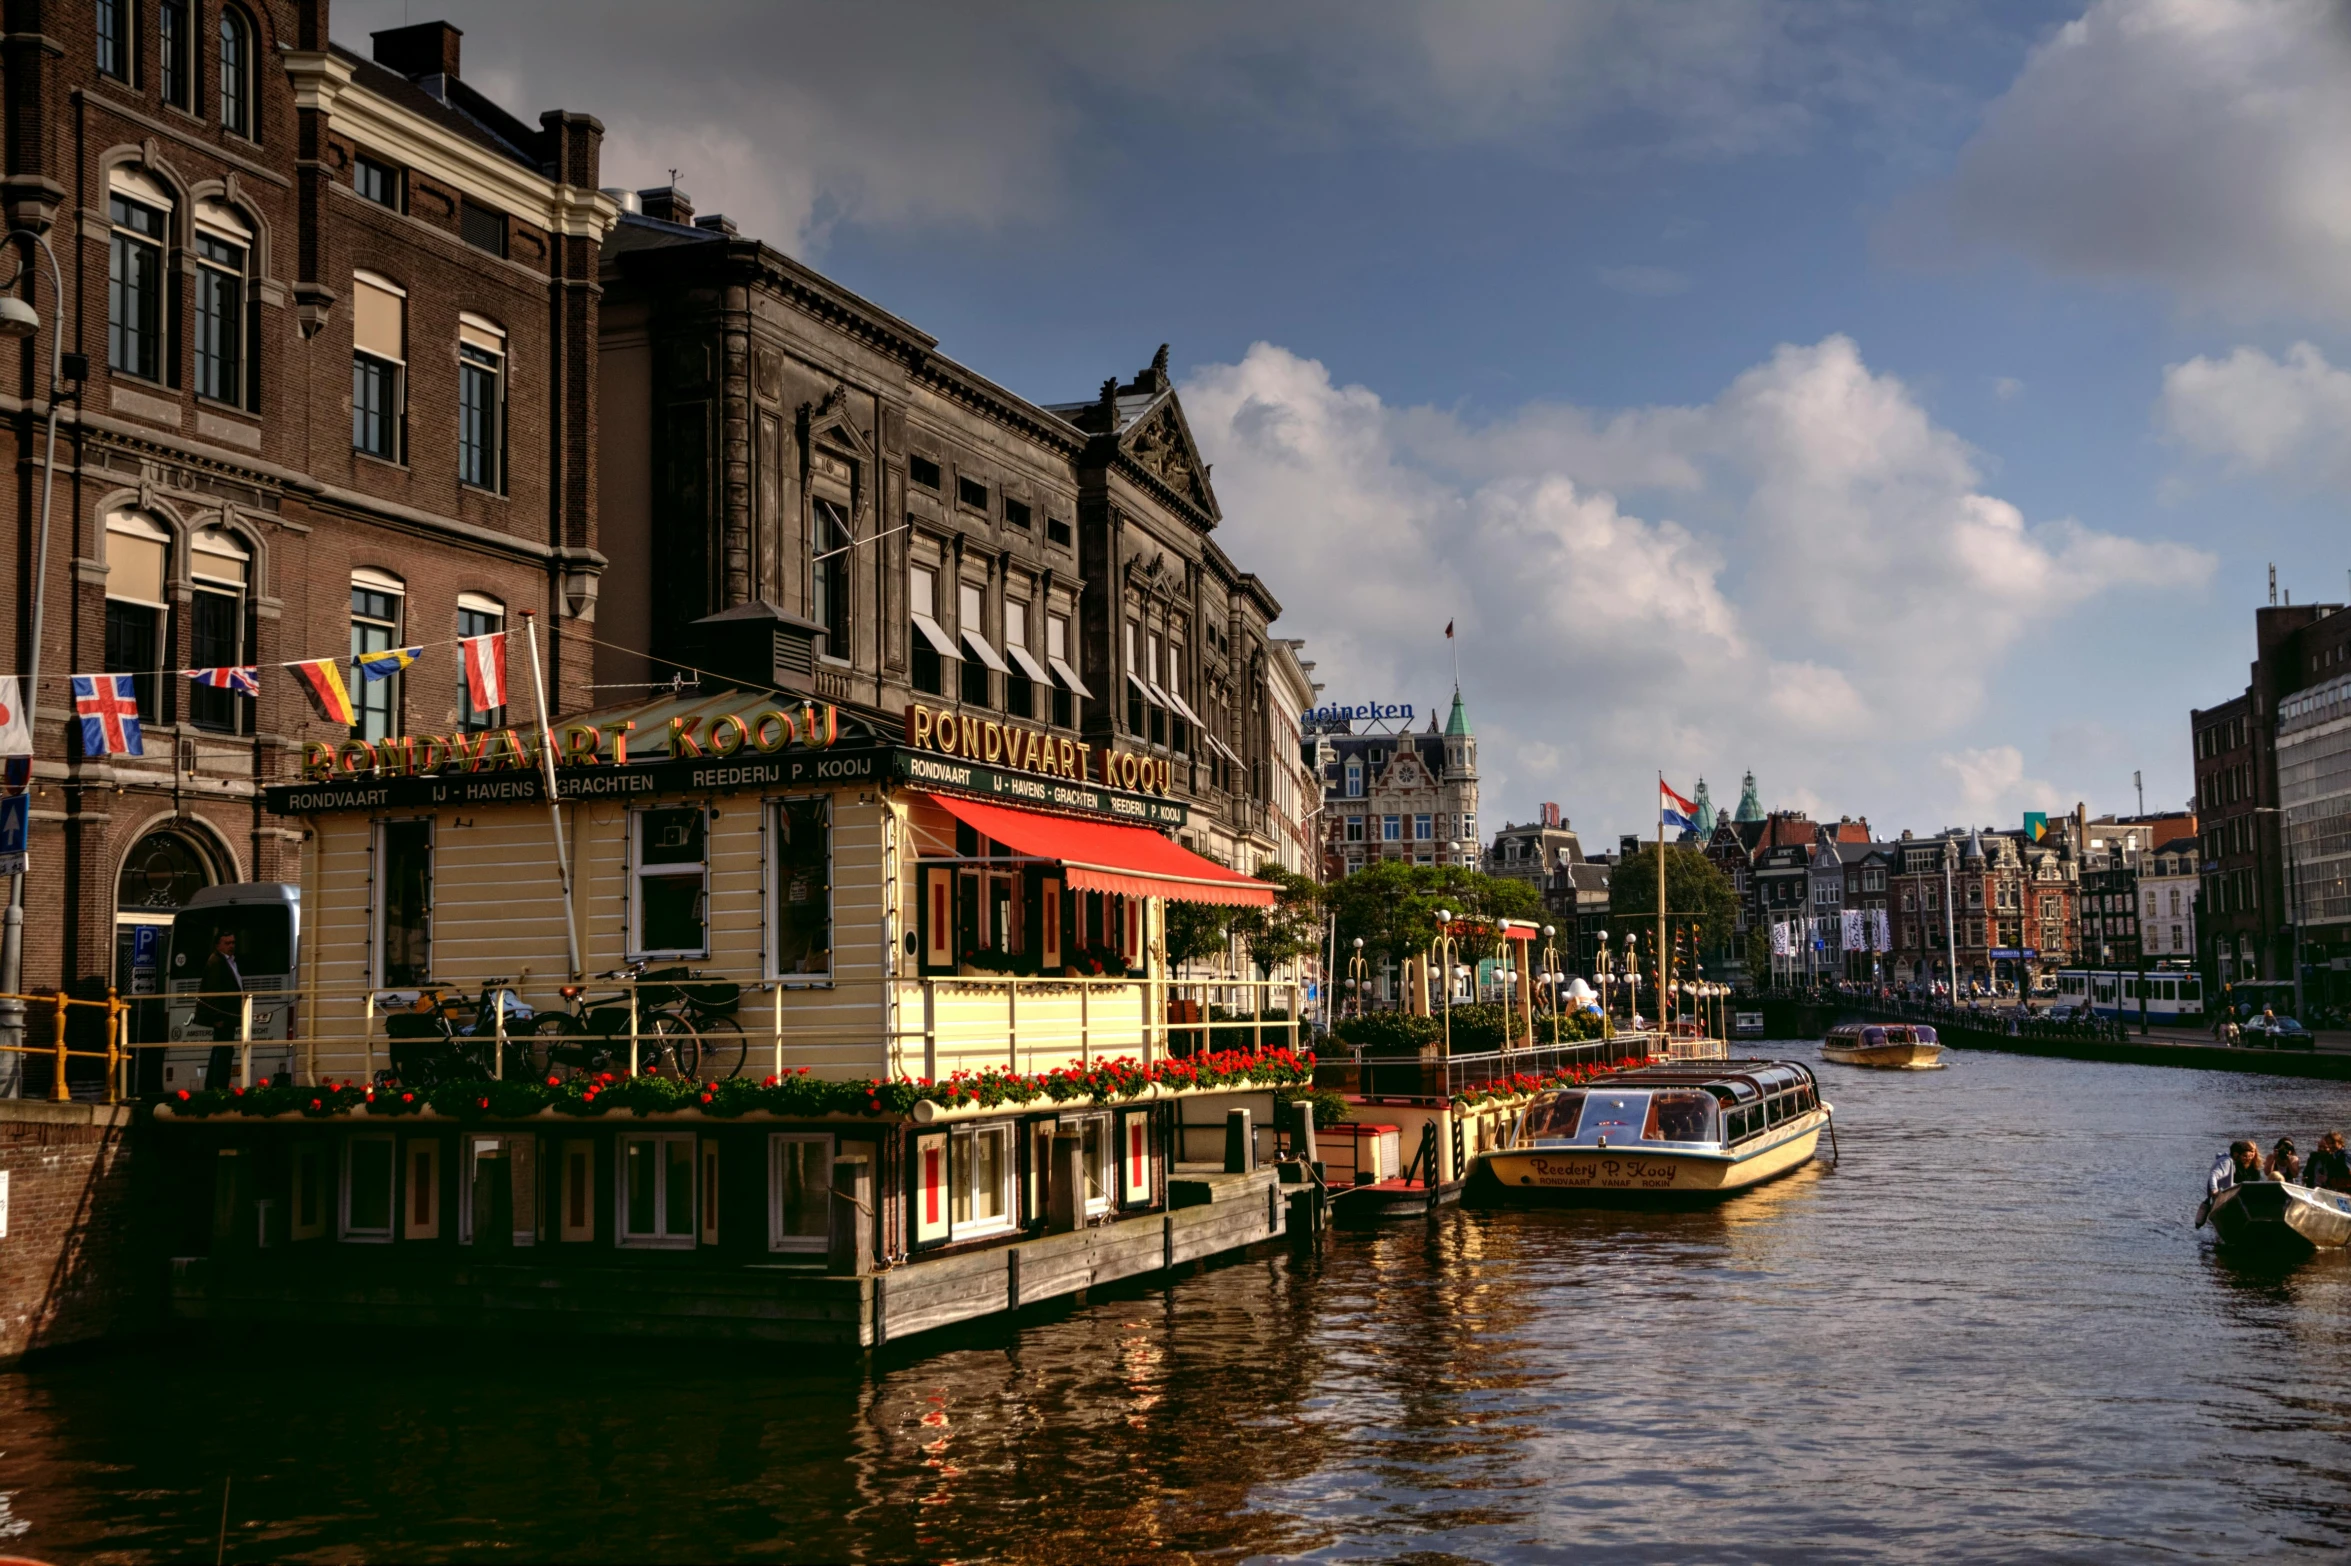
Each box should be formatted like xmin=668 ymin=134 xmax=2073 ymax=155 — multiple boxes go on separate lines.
xmin=193 ymin=929 xmax=244 ymax=1089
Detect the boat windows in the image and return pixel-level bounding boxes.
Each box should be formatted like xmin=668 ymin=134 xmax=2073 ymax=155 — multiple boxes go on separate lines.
xmin=460 ymin=1133 xmax=537 ymax=1247
xmin=1643 ymin=1091 xmax=1715 ymax=1143
xmin=771 ymin=797 xmax=832 ymax=980
xmin=618 ymin=1132 xmax=697 ymax=1248
xmin=633 ymin=806 xmax=709 ymax=959
xmin=769 ymin=1133 xmax=834 ymax=1252
xmin=341 ymin=1133 xmax=395 ymax=1241
xmin=1913 ymin=1026 xmax=1938 ymax=1043
xmin=1577 ymin=1095 xmax=1647 ymax=1140
xmin=1521 ymin=1093 xmax=1585 ymax=1141
xmin=952 ymin=1123 xmax=1016 ymax=1237
xmin=1861 ymin=1027 xmax=1888 ymax=1047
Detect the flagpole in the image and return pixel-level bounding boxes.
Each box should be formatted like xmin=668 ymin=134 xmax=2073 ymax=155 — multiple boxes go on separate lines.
xmin=1656 ymin=772 xmax=1667 ymax=1034
xmin=522 ymin=612 xmax=582 ymax=980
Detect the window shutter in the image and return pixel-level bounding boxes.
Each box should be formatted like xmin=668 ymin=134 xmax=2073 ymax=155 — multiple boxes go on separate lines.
xmin=403 ymin=1138 xmax=440 ymax=1240
xmin=699 ymin=1140 xmax=720 ymax=1246
xmin=1041 ymin=878 xmax=1061 ymax=969
xmin=560 ymin=1140 xmax=595 ymax=1241
xmin=1120 ymin=1109 xmax=1153 ymax=1205
xmin=925 ymin=869 xmax=952 ymax=968
xmin=913 ymin=1131 xmax=950 ymax=1245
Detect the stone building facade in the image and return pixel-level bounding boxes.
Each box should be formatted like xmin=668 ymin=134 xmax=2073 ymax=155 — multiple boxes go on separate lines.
xmin=1317 ymin=692 xmax=1477 ymax=880
xmin=0 ymin=10 xmax=611 ymax=1075
xmin=594 ymin=201 xmax=1304 ymax=881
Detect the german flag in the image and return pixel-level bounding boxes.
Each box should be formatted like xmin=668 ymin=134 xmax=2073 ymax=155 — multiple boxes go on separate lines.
xmin=287 ymin=658 xmax=357 ymax=726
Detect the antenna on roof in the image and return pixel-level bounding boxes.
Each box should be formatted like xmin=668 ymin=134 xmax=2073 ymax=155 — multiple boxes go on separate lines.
xmin=2270 ymin=563 xmax=2278 ymax=606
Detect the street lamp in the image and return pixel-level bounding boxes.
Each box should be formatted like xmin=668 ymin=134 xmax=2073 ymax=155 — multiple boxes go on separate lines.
xmin=1624 ymin=931 xmax=1640 ymax=1032
xmin=1595 ymin=928 xmax=1611 ymax=1041
xmin=1348 ymin=935 xmax=1367 ymax=1020
xmin=0 ymin=227 xmax=72 ymax=1096
xmin=1433 ymin=907 xmax=1459 ymax=1061
xmin=1540 ymin=924 xmax=1560 ymax=1048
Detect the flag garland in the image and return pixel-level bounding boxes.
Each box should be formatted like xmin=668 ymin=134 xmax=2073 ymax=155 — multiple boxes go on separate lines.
xmin=356 ymin=646 xmax=422 ymax=682
xmin=286 ymin=658 xmax=357 ymax=726
xmin=71 ymin=673 xmax=144 ymax=756
xmin=460 ymin=632 xmax=508 ymax=712
xmin=182 ymin=665 xmax=260 ymax=696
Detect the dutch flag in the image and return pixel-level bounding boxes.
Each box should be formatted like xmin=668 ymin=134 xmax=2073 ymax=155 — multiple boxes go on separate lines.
xmin=1660 ymin=779 xmax=1699 ymax=832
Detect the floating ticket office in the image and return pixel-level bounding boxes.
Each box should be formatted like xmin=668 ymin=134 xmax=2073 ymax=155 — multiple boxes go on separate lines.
xmin=163 ymin=689 xmax=1309 ymax=1346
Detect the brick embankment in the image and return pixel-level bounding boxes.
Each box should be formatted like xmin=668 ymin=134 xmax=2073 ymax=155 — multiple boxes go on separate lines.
xmin=1758 ymin=998 xmax=2351 ymax=1081
xmin=0 ymin=1101 xmax=145 ymax=1365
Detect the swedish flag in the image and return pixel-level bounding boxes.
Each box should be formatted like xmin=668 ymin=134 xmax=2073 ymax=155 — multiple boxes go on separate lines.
xmin=357 ymin=646 xmax=422 ymax=682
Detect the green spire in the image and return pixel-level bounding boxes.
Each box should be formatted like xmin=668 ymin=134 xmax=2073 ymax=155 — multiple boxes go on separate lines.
xmin=1444 ymin=686 xmax=1472 ymax=737
xmin=1692 ymin=778 xmax=1716 ymax=835
xmin=1733 ymin=769 xmax=1764 ymax=824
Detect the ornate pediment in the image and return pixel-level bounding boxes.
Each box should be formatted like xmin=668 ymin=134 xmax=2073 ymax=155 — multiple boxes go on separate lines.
xmin=1121 ymin=397 xmax=1217 ymax=519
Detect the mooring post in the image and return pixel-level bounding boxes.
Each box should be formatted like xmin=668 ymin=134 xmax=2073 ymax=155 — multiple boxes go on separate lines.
xmin=1224 ymin=1107 xmax=1254 ymax=1174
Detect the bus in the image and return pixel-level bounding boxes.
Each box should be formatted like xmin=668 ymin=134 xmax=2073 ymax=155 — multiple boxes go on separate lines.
xmin=157 ymin=882 xmax=301 ymax=1091
xmin=2052 ymin=967 xmax=2203 ymax=1024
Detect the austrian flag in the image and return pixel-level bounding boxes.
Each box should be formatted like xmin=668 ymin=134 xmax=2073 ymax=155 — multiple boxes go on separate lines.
xmin=460 ymin=632 xmax=507 ymax=712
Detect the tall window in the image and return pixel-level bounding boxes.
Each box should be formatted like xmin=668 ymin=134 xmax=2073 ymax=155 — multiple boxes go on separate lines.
xmin=908 ymin=564 xmax=951 ymax=696
xmin=194 ymin=204 xmax=250 ymax=405
xmin=811 ymin=497 xmax=849 ymax=653
xmin=634 ymin=806 xmax=708 ymax=957
xmin=218 ymin=9 xmax=251 ymax=136
xmin=768 ymin=1134 xmax=832 ymax=1252
xmin=377 ymin=818 xmax=432 ymax=986
xmin=1002 ymin=599 xmax=1036 ymax=720
xmin=1125 ymin=621 xmax=1145 ymax=734
xmin=188 ymin=528 xmax=249 ymax=733
xmin=107 ymin=185 xmax=165 ymax=380
xmin=772 ymin=797 xmax=832 ymax=979
xmin=103 ymin=511 xmax=171 ymax=724
xmin=96 ymin=0 xmax=129 ymax=79
xmin=617 ymin=1133 xmax=696 ymax=1249
xmin=1045 ymin=613 xmax=1079 ymax=729
xmin=351 ymin=272 xmax=405 ymax=460
xmin=1345 ymin=759 xmax=1363 ymax=798
xmin=456 ymin=594 xmax=504 ymax=730
xmin=958 ymin=581 xmax=995 ymax=708
xmin=458 ymin=316 xmax=505 ymax=490
xmin=349 ymin=572 xmax=404 ymax=741
xmin=1145 ymin=631 xmax=1167 ymax=747
xmin=353 ymin=155 xmax=402 ymax=210
xmin=159 ymin=0 xmax=189 ymax=106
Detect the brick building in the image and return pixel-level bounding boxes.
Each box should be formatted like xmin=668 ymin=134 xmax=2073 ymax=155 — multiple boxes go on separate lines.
xmin=1317 ymin=692 xmax=1478 ymax=880
xmin=1888 ymin=825 xmax=2079 ymax=993
xmin=0 ymin=10 xmax=613 ymax=1078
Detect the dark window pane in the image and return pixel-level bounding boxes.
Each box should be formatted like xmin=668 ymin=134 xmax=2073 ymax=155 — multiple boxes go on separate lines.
xmin=96 ymin=0 xmax=126 ymax=77
xmin=640 ymin=877 xmax=703 ymax=953
xmin=912 ymin=643 xmax=942 ymax=697
xmin=957 ymin=476 xmax=987 ymax=510
xmin=459 ymin=348 xmax=500 ymax=488
xmin=1003 ymin=497 xmax=1031 ymax=528
xmin=961 ymin=655 xmax=990 ymax=707
xmin=189 ymin=589 xmax=242 ymax=732
xmin=641 ymin=807 xmax=704 ymax=866
xmin=460 ymin=200 xmax=507 ymax=257
xmin=160 ymin=1 xmax=187 ymax=104
xmin=352 ymin=355 xmax=398 ymax=458
xmin=908 ymin=454 xmax=940 ymax=489
xmin=103 ymin=600 xmax=161 ymax=723
xmin=775 ymin=799 xmax=832 ymax=976
xmin=107 ymin=206 xmax=163 ymax=380
xmin=1047 ymin=518 xmax=1072 ymax=547
xmin=348 ymin=1140 xmax=394 ymax=1232
xmin=379 ymin=819 xmax=432 ymax=985
xmin=812 ymin=498 xmax=848 ymax=650
xmin=354 ymin=155 xmax=401 ymax=210
xmin=219 ymin=12 xmax=248 ymax=134
xmin=1005 ymin=672 xmax=1032 ymax=720
xmin=195 ymin=252 xmax=244 ymax=403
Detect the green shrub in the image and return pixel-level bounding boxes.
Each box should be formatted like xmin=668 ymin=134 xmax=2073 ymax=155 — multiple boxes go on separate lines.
xmin=1334 ymin=1011 xmax=1442 ymax=1053
xmin=1274 ymin=1084 xmax=1352 ymax=1128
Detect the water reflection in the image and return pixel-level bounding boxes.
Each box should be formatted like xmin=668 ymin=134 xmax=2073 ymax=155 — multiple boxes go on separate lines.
xmin=4 ymin=1049 xmax=2351 ymax=1559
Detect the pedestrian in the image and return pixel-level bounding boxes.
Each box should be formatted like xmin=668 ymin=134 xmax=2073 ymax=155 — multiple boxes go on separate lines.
xmin=191 ymin=928 xmax=245 ymax=1091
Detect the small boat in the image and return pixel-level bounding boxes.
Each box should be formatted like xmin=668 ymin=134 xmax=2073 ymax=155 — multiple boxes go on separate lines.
xmin=1822 ymin=1023 xmax=1944 ymax=1070
xmin=2197 ymin=1179 xmax=2351 ymax=1251
xmin=1463 ymin=1059 xmax=1831 ymax=1206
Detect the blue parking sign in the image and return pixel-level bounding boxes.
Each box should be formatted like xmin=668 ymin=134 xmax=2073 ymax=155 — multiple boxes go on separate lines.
xmin=0 ymin=793 xmax=25 ymax=875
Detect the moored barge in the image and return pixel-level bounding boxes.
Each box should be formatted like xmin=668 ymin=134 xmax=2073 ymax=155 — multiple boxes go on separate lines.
xmin=1822 ymin=1023 xmax=1944 ymax=1071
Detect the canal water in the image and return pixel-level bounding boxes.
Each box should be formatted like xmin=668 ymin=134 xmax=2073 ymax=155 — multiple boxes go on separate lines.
xmin=5 ymin=1048 xmax=2351 ymax=1563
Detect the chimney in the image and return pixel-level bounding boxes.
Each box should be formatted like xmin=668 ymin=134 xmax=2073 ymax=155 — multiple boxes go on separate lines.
xmin=1540 ymin=801 xmax=1560 ymax=829
xmin=640 ymin=186 xmax=694 ymax=225
xmin=371 ymin=20 xmax=463 ymax=82
xmin=694 ymin=212 xmax=739 ymax=237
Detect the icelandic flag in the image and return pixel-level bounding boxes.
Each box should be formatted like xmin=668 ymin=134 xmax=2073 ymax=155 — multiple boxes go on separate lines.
xmin=71 ymin=673 xmax=144 ymax=756
xmin=460 ymin=632 xmax=508 ymax=712
xmin=356 ymin=645 xmax=422 ymax=682
xmin=182 ymin=665 xmax=260 ymax=696
xmin=1660 ymin=779 xmax=1699 ymax=832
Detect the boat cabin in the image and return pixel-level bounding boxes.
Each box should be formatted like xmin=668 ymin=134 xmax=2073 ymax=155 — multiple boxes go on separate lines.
xmin=1513 ymin=1061 xmax=1823 ymax=1152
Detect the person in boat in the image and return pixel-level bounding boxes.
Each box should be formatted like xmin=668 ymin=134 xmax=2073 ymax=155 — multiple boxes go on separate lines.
xmin=2266 ymin=1138 xmax=2302 ymax=1183
xmin=2302 ymin=1132 xmax=2350 ymax=1192
xmin=2210 ymin=1140 xmax=2266 ymax=1194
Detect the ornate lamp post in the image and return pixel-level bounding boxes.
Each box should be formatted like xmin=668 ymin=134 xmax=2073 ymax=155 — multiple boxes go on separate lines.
xmin=1348 ymin=936 xmax=1368 ymax=1020
xmin=1595 ymin=928 xmax=1612 ymax=1041
xmin=1540 ymin=924 xmax=1560 ymax=1048
xmin=1624 ymin=931 xmax=1641 ymax=1032
xmin=1434 ymin=907 xmax=1459 ymax=1061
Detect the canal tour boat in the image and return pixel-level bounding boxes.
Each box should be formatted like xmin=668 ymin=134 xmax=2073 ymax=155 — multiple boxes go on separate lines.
xmin=1821 ymin=1023 xmax=1943 ymax=1071
xmin=2197 ymin=1179 xmax=2351 ymax=1252
xmin=1463 ymin=1059 xmax=1831 ymax=1205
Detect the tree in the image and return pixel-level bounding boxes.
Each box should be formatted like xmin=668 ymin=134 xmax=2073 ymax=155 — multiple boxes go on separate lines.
xmin=1326 ymin=860 xmax=1549 ymax=971
xmin=1163 ymin=900 xmax=1236 ymax=971
xmin=1231 ymin=864 xmax=1323 ymax=979
xmin=1609 ymin=843 xmax=1740 ymax=962
xmin=1746 ymin=921 xmax=1773 ymax=989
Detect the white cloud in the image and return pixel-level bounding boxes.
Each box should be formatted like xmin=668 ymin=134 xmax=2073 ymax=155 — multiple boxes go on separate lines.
xmin=1993 ymin=376 xmax=2023 ymax=401
xmin=1936 ymin=746 xmax=2057 ymax=828
xmin=1184 ymin=337 xmax=2213 ymax=839
xmin=1894 ymin=0 xmax=2351 ymax=320
xmin=2161 ymin=341 xmax=2351 ymax=490
xmin=1597 ymin=265 xmax=1692 ymax=297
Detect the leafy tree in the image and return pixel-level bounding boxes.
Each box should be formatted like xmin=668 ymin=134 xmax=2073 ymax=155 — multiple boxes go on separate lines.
xmin=1163 ymin=899 xmax=1236 ymax=972
xmin=1326 ymin=860 xmax=1549 ymax=972
xmin=1746 ymin=922 xmax=1773 ymax=989
xmin=1609 ymin=843 xmax=1740 ymax=961
xmin=1231 ymin=863 xmax=1322 ymax=978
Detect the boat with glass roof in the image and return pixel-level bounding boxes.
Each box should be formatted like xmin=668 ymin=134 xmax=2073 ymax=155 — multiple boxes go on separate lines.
xmin=1463 ymin=1059 xmax=1831 ymax=1205
xmin=1822 ymin=1022 xmax=1943 ymax=1070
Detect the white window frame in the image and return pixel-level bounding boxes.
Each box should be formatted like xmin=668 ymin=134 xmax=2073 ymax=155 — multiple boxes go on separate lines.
xmin=457 ymin=314 xmax=507 ymax=492
xmin=630 ymin=804 xmax=710 ymax=960
xmin=458 ymin=1132 xmax=538 ymax=1247
xmin=1061 ymin=1112 xmax=1113 ymax=1218
xmin=768 ymin=1132 xmax=834 ymax=1253
xmin=764 ymin=793 xmax=834 ymax=986
xmin=615 ymin=1131 xmax=698 ymax=1250
xmin=339 ymin=1132 xmax=395 ymax=1243
xmin=951 ymin=1121 xmax=1018 ymax=1239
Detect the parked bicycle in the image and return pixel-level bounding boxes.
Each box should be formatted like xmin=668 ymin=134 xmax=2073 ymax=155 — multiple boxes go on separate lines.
xmin=531 ymin=964 xmax=706 ymax=1078
xmin=376 ymin=978 xmax=538 ymax=1087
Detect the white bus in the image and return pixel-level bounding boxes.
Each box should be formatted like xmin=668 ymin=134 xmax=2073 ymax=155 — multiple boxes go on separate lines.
xmin=2052 ymin=967 xmax=2203 ymax=1023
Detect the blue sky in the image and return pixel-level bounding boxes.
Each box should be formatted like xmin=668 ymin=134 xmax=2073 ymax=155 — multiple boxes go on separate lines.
xmin=352 ymin=0 xmax=2351 ymax=846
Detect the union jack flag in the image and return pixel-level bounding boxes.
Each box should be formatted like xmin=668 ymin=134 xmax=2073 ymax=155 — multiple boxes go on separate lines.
xmin=71 ymin=673 xmax=143 ymax=756
xmin=182 ymin=666 xmax=260 ymax=696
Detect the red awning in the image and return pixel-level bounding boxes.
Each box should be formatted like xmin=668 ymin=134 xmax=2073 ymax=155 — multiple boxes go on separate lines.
xmin=918 ymin=792 xmax=1277 ymax=908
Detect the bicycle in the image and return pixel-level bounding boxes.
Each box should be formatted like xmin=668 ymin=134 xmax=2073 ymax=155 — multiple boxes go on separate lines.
xmin=532 ymin=964 xmax=701 ymax=1078
xmin=376 ymin=978 xmax=537 ymax=1086
xmin=652 ymin=968 xmax=747 ymax=1079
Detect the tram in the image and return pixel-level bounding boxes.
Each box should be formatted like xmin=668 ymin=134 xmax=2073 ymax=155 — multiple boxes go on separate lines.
xmin=2051 ymin=967 xmax=2203 ymax=1023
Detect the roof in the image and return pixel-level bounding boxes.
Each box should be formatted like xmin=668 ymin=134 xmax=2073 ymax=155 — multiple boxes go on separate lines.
xmin=332 ymin=45 xmax=548 ymax=172
xmin=1444 ymin=688 xmax=1473 ymax=737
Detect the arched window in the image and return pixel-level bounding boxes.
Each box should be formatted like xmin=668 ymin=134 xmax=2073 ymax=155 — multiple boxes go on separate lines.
xmin=456 ymin=592 xmax=504 ymax=730
xmin=457 ymin=314 xmax=505 ymax=490
xmin=106 ymin=167 xmax=171 ymax=381
xmin=219 ymin=9 xmax=252 ymax=136
xmin=104 ymin=510 xmax=172 ymax=722
xmin=193 ymin=199 xmax=254 ymax=407
xmin=350 ymin=569 xmax=406 ymax=741
xmin=188 ymin=527 xmax=251 ymax=734
xmin=351 ymin=271 xmax=406 ymax=461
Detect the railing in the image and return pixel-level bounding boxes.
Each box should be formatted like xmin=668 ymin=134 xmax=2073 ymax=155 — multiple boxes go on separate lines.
xmin=13 ymin=969 xmax=1313 ymax=1101
xmin=1311 ymin=1031 xmax=1665 ymax=1101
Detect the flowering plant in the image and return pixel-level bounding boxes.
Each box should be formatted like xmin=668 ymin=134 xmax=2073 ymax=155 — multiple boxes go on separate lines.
xmin=162 ymin=1047 xmax=1317 ymax=1122
xmin=1449 ymin=1055 xmax=1664 ymax=1108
